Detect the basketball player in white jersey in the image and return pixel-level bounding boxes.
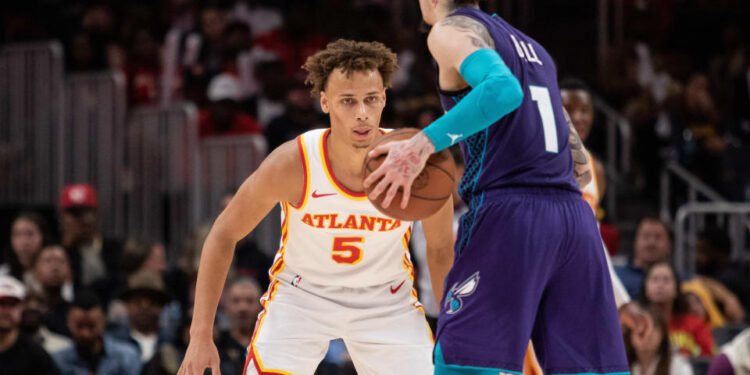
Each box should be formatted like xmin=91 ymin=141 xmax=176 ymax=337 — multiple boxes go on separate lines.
xmin=177 ymin=39 xmax=454 ymax=375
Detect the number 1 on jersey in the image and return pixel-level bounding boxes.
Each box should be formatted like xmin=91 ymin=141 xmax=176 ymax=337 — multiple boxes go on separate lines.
xmin=332 ymin=237 xmax=364 ymax=265
xmin=529 ymin=85 xmax=558 ymax=153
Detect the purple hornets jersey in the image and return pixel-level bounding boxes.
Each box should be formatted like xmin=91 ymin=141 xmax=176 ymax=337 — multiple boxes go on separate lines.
xmin=438 ymin=8 xmax=579 ymax=201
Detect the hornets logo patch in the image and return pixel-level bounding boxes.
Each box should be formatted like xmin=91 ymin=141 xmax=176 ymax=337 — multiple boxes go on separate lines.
xmin=444 ymin=271 xmax=479 ymax=315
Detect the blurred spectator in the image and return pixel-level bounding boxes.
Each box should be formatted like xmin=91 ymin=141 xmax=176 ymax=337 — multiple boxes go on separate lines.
xmin=640 ymin=261 xmax=714 ymax=357
xmin=615 ymin=216 xmax=674 ymax=299
xmin=29 ymin=244 xmax=73 ymax=337
xmin=65 ymin=30 xmax=110 ymax=73
xmin=199 ymin=73 xmax=263 ymax=138
xmin=622 ymin=304 xmax=693 ymax=375
xmin=229 ymin=0 xmax=284 ymax=37
xmin=681 ymin=279 xmax=727 ymax=329
xmin=265 ymin=80 xmax=326 ymax=151
xmin=1 ymin=212 xmax=48 ymax=280
xmin=116 ymin=239 xmax=187 ymax=344
xmin=255 ymin=59 xmax=288 ymax=126
xmin=125 ymin=24 xmax=163 ymax=106
xmin=53 ymin=291 xmax=141 ymax=375
xmin=110 ymin=271 xmax=171 ymax=364
xmin=180 ymin=5 xmax=227 ymax=104
xmin=141 ymin=312 xmax=192 ymax=375
xmin=664 ymin=72 xmax=727 ymax=189
xmin=0 ymin=275 xmax=60 ymax=375
xmin=58 ymin=184 xmax=124 ymax=304
xmin=20 ymin=288 xmax=72 ymax=354
xmin=560 ymin=78 xmax=607 ymax=208
xmin=695 ymin=228 xmax=750 ymax=313
xmin=252 ymin=1 xmax=325 ymax=78
xmin=216 ymin=278 xmax=262 ymax=375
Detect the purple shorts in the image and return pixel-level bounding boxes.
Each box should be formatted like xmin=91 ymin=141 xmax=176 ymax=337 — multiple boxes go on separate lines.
xmin=435 ymin=188 xmax=629 ymax=375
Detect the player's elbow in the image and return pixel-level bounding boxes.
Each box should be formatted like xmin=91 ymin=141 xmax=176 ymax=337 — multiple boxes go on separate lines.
xmin=481 ymin=75 xmax=523 ymax=121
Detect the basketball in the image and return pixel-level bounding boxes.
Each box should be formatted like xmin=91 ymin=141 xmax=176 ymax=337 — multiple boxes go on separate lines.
xmin=363 ymin=128 xmax=457 ymax=221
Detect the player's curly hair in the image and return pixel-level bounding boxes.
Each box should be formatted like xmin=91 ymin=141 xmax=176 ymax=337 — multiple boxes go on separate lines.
xmin=302 ymin=39 xmax=398 ymax=97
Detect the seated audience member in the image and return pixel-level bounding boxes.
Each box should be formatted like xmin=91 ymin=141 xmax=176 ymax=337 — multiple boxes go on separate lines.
xmin=199 ymin=73 xmax=262 ymax=137
xmin=1 ymin=212 xmax=48 ymax=280
xmin=695 ymin=228 xmax=750 ymax=314
xmin=58 ymin=184 xmax=123 ymax=303
xmin=29 ymin=244 xmax=74 ymax=336
xmin=682 ymin=279 xmax=726 ymax=329
xmin=20 ymin=288 xmax=72 ymax=354
xmin=0 ymin=275 xmax=60 ymax=375
xmin=641 ymin=261 xmax=715 ymax=357
xmin=615 ymin=217 xmax=744 ymax=322
xmin=216 ymin=278 xmax=263 ymax=375
xmin=141 ymin=313 xmax=192 ymax=375
xmin=615 ymin=217 xmax=674 ymax=299
xmin=622 ymin=304 xmax=693 ymax=375
xmin=707 ymin=328 xmax=750 ymax=375
xmin=110 ymin=271 xmax=171 ymax=363
xmin=53 ymin=291 xmax=141 ymax=375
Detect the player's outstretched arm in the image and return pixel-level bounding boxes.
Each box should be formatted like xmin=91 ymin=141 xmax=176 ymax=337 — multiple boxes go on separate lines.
xmin=178 ymin=140 xmax=303 ymax=375
xmin=364 ymin=16 xmax=522 ymax=209
xmin=420 ymin=196 xmax=455 ymax=305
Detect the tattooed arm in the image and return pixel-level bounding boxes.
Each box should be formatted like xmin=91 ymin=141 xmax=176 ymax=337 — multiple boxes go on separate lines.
xmin=565 ymin=109 xmax=592 ymax=188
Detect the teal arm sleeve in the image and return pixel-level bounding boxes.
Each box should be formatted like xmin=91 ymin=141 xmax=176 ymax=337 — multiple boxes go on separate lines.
xmin=422 ymin=48 xmax=523 ymax=151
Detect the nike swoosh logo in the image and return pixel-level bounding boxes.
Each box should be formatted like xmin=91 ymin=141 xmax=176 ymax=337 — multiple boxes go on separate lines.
xmin=390 ymin=280 xmax=405 ymax=294
xmin=312 ymin=190 xmax=336 ymax=198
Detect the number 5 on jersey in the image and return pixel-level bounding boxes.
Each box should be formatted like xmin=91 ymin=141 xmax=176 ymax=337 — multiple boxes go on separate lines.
xmin=332 ymin=237 xmax=364 ymax=265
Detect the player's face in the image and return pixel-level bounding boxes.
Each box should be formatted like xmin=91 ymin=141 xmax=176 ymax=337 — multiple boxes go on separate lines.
xmin=320 ymin=68 xmax=386 ymax=149
xmin=560 ymin=89 xmax=593 ymax=141
xmin=226 ymin=284 xmax=261 ymax=328
xmin=634 ymin=220 xmax=671 ymax=266
xmin=644 ymin=264 xmax=677 ymax=304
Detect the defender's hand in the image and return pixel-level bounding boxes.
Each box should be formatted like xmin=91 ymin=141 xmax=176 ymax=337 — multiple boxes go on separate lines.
xmin=178 ymin=337 xmax=221 ymax=375
xmin=363 ymin=132 xmax=435 ymax=209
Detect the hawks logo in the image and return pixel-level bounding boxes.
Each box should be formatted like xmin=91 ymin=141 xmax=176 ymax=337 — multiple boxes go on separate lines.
xmin=444 ymin=271 xmax=479 ymax=315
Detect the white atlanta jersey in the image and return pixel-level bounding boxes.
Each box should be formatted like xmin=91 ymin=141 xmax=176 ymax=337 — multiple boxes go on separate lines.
xmin=269 ymin=128 xmax=415 ymax=288
xmin=244 ymin=128 xmax=433 ymax=375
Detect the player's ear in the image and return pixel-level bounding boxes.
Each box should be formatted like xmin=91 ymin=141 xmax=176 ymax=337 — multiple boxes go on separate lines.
xmin=320 ymin=91 xmax=329 ymax=113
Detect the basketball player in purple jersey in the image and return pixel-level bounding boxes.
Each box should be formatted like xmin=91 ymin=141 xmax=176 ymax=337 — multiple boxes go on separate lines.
xmin=364 ymin=1 xmax=630 ymax=374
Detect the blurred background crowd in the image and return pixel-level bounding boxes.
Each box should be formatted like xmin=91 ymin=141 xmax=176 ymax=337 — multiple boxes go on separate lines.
xmin=1 ymin=0 xmax=750 ymax=374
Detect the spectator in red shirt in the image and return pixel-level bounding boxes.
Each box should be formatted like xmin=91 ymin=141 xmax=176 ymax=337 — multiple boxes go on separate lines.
xmin=199 ymin=73 xmax=262 ymax=138
xmin=641 ymin=261 xmax=715 ymax=357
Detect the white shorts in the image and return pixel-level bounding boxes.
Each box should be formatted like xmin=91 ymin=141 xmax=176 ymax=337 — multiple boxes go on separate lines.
xmin=244 ymin=267 xmax=434 ymax=375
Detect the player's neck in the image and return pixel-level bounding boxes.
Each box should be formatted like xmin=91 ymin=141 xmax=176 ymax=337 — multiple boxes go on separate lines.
xmin=437 ymin=3 xmax=480 ymax=21
xmin=326 ymin=131 xmax=368 ymax=177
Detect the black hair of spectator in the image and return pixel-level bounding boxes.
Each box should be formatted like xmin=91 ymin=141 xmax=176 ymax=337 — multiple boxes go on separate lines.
xmin=559 ymin=77 xmax=592 ymax=95
xmin=639 ymin=261 xmax=690 ymax=316
xmin=699 ymin=227 xmax=732 ymax=256
xmin=70 ymin=289 xmax=102 ymax=311
xmin=30 ymin=243 xmax=68 ymax=269
xmin=4 ymin=212 xmax=50 ymax=279
xmin=121 ymin=238 xmax=157 ymax=276
xmin=636 ymin=215 xmax=673 ymax=243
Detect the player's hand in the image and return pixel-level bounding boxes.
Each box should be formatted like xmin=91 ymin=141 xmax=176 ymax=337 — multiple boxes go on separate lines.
xmin=178 ymin=336 xmax=221 ymax=375
xmin=619 ymin=302 xmax=653 ymax=340
xmin=363 ymin=131 xmax=435 ymax=209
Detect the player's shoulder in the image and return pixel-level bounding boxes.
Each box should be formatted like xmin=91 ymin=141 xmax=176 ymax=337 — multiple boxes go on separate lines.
xmin=261 ymin=136 xmax=305 ymax=179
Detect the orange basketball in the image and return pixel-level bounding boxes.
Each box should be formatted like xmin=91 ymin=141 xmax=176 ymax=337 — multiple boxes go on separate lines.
xmin=363 ymin=128 xmax=457 ymax=221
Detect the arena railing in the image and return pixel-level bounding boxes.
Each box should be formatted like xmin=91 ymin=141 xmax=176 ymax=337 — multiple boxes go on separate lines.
xmin=673 ymin=202 xmax=750 ymax=275
xmin=593 ymin=96 xmax=632 ymax=221
xmin=125 ymin=103 xmax=201 ymax=259
xmin=0 ymin=41 xmax=65 ymax=206
xmin=63 ymin=71 xmax=127 ymax=238
xmin=197 ymin=135 xmax=277 ymax=255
